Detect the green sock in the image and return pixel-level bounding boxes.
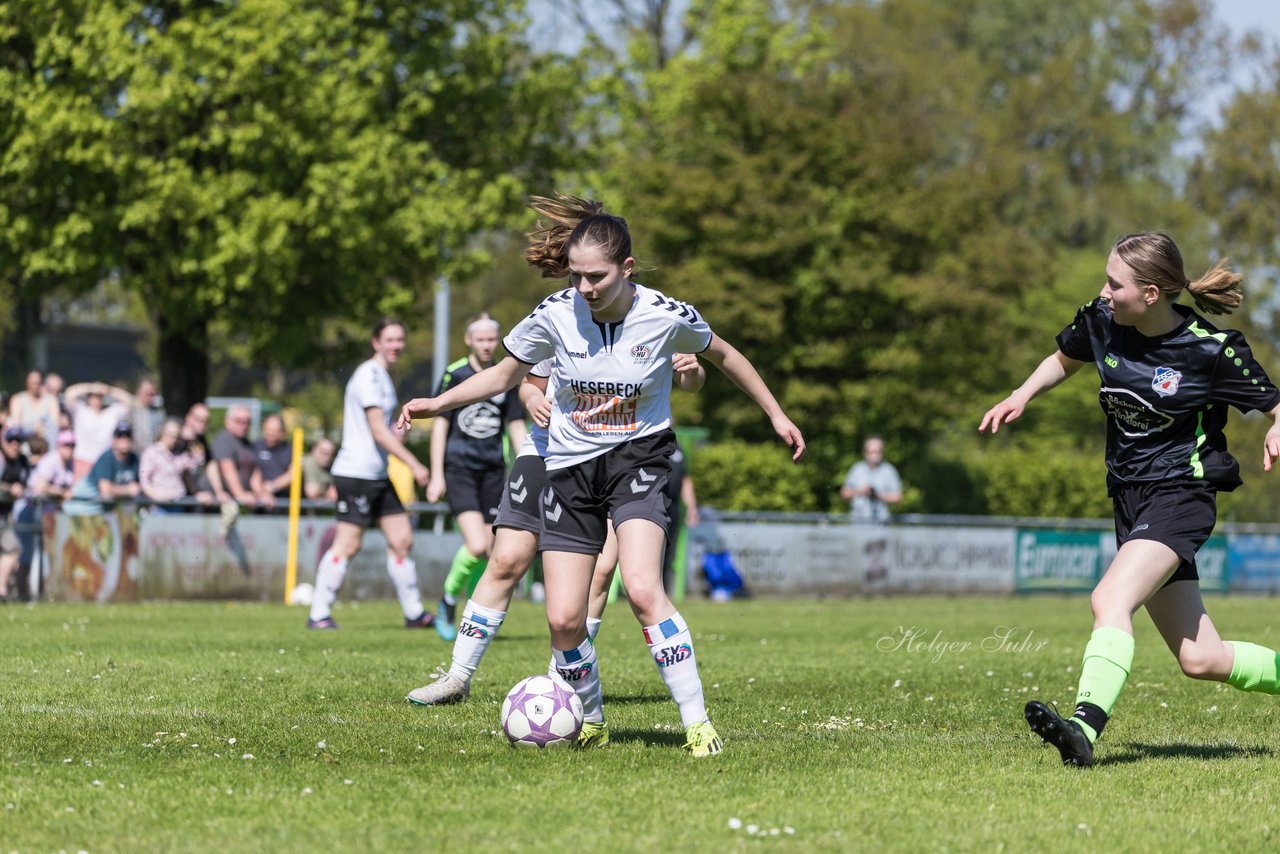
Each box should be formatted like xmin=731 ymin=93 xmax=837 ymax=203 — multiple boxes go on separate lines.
xmin=444 ymin=547 xmax=487 ymax=599
xmin=1072 ymin=626 xmax=1134 ymax=743
xmin=1226 ymin=641 xmax=1280 ymax=694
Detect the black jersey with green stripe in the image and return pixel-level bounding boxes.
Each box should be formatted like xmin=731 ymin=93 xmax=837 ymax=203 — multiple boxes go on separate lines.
xmin=434 ymin=358 xmax=526 ymax=471
xmin=1056 ymin=299 xmax=1280 ymax=494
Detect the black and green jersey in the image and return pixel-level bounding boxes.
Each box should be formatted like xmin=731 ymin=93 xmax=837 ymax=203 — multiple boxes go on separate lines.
xmin=1057 ymin=299 xmax=1280 ymax=494
xmin=434 ymin=358 xmax=526 ymax=471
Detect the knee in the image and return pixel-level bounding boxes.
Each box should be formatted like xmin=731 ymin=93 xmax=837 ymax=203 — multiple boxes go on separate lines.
xmin=487 ymin=546 xmax=530 ymax=582
xmin=624 ymin=582 xmax=666 ymax=618
xmin=1179 ymin=643 xmax=1230 ymax=680
xmin=1089 ymin=588 xmax=1130 ymax=625
xmin=546 ymin=607 xmax=586 ymax=642
xmin=386 ymin=537 xmax=413 ymax=559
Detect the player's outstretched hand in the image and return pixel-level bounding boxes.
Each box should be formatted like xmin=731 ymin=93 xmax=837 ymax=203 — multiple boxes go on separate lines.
xmin=426 ymin=474 xmax=446 ymax=504
xmin=672 ymin=352 xmax=699 ymax=376
xmin=772 ymin=414 xmax=806 ymax=463
xmin=979 ymin=395 xmax=1027 ymax=434
xmin=1264 ymin=423 xmax=1280 ymax=472
xmin=397 ymin=398 xmax=438 ymax=431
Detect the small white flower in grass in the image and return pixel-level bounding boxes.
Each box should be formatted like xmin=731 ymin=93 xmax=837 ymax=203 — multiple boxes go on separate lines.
xmin=228 ymin=738 xmax=236 ymax=745
xmin=727 ymin=818 xmax=742 ymax=830
xmin=1032 ymin=687 xmax=1039 ymax=692
xmin=225 ymin=789 xmax=233 ymax=796
xmin=924 ymin=696 xmax=934 ymax=702
xmin=317 ymin=740 xmax=326 ymax=750
xmin=1023 ymin=672 xmax=1034 ymax=678
xmin=985 ymin=671 xmax=993 ymax=677
xmin=63 ymin=758 xmax=72 ymax=764
xmin=769 ymin=828 xmax=780 ymax=836
xmin=746 ymin=824 xmax=759 ymax=835
xmin=92 ymin=674 xmax=101 ymax=680
xmin=241 ymin=754 xmax=254 ymax=760
xmin=65 ymin=806 xmax=74 ymax=813
xmin=344 ymin=780 xmax=353 ymax=785
xmin=1209 ymin=705 xmax=1218 ymax=713
xmin=302 ymin=788 xmax=312 ymax=796
xmin=1160 ymin=702 xmax=1169 ymax=708
xmin=92 ymin=780 xmax=102 ymax=787
xmin=712 ymin=683 xmax=720 ymax=689
xmin=747 ymin=677 xmax=755 ymax=684
xmin=893 ymin=679 xmax=903 ymax=688
xmin=5 ymin=803 xmax=12 ymax=810
xmin=179 ymin=733 xmax=187 ymax=739
xmin=785 ymin=827 xmax=795 ymax=835
xmin=278 ymin=648 xmax=286 ymax=654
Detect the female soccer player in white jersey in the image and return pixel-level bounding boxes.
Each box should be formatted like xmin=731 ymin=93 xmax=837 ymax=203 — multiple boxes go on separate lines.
xmin=981 ymin=232 xmax=1280 ymax=768
xmin=400 ymin=195 xmax=804 ymax=756
xmin=307 ymin=318 xmax=434 ymax=631
xmin=406 ymin=351 xmax=705 ymax=706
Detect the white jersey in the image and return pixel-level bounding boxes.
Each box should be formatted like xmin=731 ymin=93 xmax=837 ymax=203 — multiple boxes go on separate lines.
xmin=331 ymin=358 xmax=397 ymax=480
xmin=516 ymin=358 xmax=555 ymax=460
xmin=504 ymin=284 xmax=712 ymax=470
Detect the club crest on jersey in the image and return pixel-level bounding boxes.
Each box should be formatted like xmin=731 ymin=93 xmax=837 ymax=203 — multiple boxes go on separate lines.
xmin=1152 ymin=366 xmax=1182 ymax=398
xmin=631 ymin=344 xmax=654 ymax=364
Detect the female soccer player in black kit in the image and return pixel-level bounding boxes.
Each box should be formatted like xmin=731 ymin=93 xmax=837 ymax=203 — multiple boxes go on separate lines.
xmin=981 ymin=232 xmax=1280 ymax=768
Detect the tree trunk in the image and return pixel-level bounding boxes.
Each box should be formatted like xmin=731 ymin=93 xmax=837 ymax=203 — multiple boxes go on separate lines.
xmin=156 ymin=310 xmax=209 ymax=416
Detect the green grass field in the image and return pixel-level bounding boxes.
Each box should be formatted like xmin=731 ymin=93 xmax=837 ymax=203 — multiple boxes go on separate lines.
xmin=4 ymin=596 xmax=1280 ymax=852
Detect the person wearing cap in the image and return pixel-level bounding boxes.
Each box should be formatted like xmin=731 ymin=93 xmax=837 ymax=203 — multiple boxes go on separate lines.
xmin=63 ymin=422 xmax=140 ymax=517
xmin=0 ymin=426 xmax=32 ymax=600
xmin=64 ymin=382 xmax=134 ymax=483
xmin=29 ymin=429 xmax=76 ymax=501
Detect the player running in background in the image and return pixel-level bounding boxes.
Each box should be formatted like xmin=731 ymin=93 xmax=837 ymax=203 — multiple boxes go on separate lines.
xmin=406 ymin=350 xmax=705 ymax=706
xmin=981 ymin=232 xmax=1280 ymax=768
xmin=307 ymin=318 xmax=434 ymax=631
xmin=400 ymin=194 xmax=804 ymax=756
xmin=428 ymin=313 xmax=528 ymax=642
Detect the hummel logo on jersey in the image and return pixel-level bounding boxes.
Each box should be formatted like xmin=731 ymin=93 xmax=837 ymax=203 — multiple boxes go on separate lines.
xmin=650 ymin=294 xmax=701 ymax=323
xmin=630 ymin=468 xmax=657 ymax=494
xmin=566 ymin=350 xmax=587 ymax=358
xmin=509 ymin=474 xmax=527 ymax=504
xmin=1152 ymin=366 xmax=1182 ymax=398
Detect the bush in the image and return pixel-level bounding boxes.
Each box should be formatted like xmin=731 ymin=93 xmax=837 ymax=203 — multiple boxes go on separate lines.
xmin=690 ymin=440 xmax=825 ymax=512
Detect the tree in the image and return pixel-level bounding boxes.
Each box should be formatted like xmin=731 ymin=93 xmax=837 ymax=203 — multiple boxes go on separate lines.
xmin=0 ymin=0 xmax=582 ymax=413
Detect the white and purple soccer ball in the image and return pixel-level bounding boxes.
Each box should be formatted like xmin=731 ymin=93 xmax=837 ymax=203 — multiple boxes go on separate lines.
xmin=500 ymin=674 xmax=583 ymax=749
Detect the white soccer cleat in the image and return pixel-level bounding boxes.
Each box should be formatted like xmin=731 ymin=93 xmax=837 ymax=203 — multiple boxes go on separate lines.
xmin=406 ymin=667 xmax=470 ymax=706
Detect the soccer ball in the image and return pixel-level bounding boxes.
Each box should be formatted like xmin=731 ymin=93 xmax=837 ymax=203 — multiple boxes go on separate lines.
xmin=289 ymin=582 xmax=315 ymax=607
xmin=500 ymin=674 xmax=583 ymax=749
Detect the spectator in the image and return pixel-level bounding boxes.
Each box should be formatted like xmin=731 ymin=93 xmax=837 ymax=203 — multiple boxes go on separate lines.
xmin=254 ymin=413 xmax=294 ymax=501
xmin=130 ymin=378 xmax=163 ymax=450
xmin=302 ymin=438 xmax=338 ymax=501
xmin=8 ymin=370 xmax=60 ymax=441
xmin=211 ymin=404 xmax=265 ymax=508
xmin=29 ymin=430 xmax=76 ymax=501
xmin=65 ymin=382 xmax=134 ymax=482
xmin=840 ymin=436 xmax=903 ymax=523
xmin=42 ymin=372 xmax=65 ymax=406
xmin=140 ymin=418 xmax=199 ymax=509
xmin=175 ymin=403 xmax=216 ymax=505
xmin=0 ymin=426 xmax=32 ymax=600
xmin=64 ymin=422 xmax=141 ymax=517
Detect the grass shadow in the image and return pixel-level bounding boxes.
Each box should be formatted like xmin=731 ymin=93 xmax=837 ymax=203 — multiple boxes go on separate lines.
xmin=606 ymin=727 xmax=687 ymax=748
xmin=1100 ymin=741 xmax=1273 ymax=766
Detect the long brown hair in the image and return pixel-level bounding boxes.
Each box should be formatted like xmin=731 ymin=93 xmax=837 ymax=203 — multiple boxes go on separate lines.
xmin=524 ymin=193 xmax=631 ymax=279
xmin=1114 ymin=232 xmax=1242 ymax=315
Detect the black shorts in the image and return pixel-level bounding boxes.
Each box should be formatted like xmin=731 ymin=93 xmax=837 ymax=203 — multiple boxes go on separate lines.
xmin=444 ymin=464 xmax=504 ymax=522
xmin=334 ymin=476 xmax=405 ymax=527
xmin=541 ymin=430 xmax=675 ymax=555
xmin=1112 ymin=481 xmax=1217 ymax=587
xmin=493 ymin=454 xmax=548 ymax=535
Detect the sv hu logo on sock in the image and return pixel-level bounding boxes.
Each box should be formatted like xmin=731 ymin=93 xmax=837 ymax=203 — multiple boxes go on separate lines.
xmin=458 ymin=621 xmax=489 ymax=639
xmin=653 ymin=643 xmax=693 ymax=668
xmin=557 ymin=664 xmax=594 ymax=682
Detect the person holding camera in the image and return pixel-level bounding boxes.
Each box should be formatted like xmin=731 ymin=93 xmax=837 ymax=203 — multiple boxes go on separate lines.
xmin=840 ymin=436 xmax=902 ymax=523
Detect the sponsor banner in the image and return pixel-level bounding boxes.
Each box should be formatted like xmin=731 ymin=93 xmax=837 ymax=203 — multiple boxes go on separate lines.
xmin=51 ymin=512 xmax=461 ymax=603
xmin=707 ymin=524 xmax=1014 ymax=595
xmin=1014 ymin=529 xmax=1108 ymax=592
xmin=1226 ymin=534 xmax=1280 ymax=593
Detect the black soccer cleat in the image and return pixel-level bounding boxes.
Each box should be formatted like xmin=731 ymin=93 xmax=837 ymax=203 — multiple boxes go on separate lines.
xmin=1025 ymin=700 xmax=1094 ymax=768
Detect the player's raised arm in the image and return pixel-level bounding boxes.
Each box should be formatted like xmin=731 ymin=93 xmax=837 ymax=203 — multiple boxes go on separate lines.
xmin=979 ymin=350 xmax=1087 ymax=434
xmin=397 ymin=357 xmax=533 ymax=430
xmin=699 ymin=334 xmax=805 ymax=462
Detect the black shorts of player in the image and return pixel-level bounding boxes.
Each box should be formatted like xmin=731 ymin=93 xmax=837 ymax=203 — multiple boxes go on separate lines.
xmin=334 ymin=475 xmax=405 ymax=528
xmin=540 ymin=430 xmax=676 ymax=556
xmin=493 ymin=454 xmax=548 ymax=535
xmin=444 ymin=464 xmax=504 ymax=523
xmin=1112 ymin=480 xmax=1218 ymax=587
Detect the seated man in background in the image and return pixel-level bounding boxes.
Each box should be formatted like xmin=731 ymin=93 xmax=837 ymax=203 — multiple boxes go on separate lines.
xmin=302 ymin=438 xmax=338 ymax=502
xmin=254 ymin=414 xmax=295 ymax=502
xmin=64 ymin=421 xmax=141 ymax=517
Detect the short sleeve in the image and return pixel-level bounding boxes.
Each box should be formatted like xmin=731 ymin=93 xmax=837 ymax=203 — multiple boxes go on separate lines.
xmin=504 ymin=296 xmax=562 ymax=365
xmin=879 ymin=463 xmax=903 ymax=493
xmin=668 ymin=298 xmax=713 ymax=354
xmin=529 ymin=358 xmax=554 ymax=378
xmin=211 ymin=432 xmax=237 ymax=462
xmin=1054 ymin=300 xmax=1102 ymax=363
xmin=353 ymin=364 xmax=387 ymax=410
xmin=1213 ymin=331 xmax=1280 ymax=414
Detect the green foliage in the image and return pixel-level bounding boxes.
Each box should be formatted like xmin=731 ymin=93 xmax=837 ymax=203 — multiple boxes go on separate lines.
xmin=691 ymin=440 xmax=824 ymax=512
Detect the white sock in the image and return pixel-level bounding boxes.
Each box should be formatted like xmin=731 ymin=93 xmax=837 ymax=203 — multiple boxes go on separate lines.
xmin=552 ymin=638 xmax=604 ymax=723
xmin=386 ymin=553 xmax=424 ymax=619
xmin=644 ymin=612 xmax=707 ymax=728
xmin=448 ymin=601 xmax=506 ymax=684
xmin=310 ymin=549 xmax=348 ymax=622
xmin=587 ymin=617 xmax=603 ymax=641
